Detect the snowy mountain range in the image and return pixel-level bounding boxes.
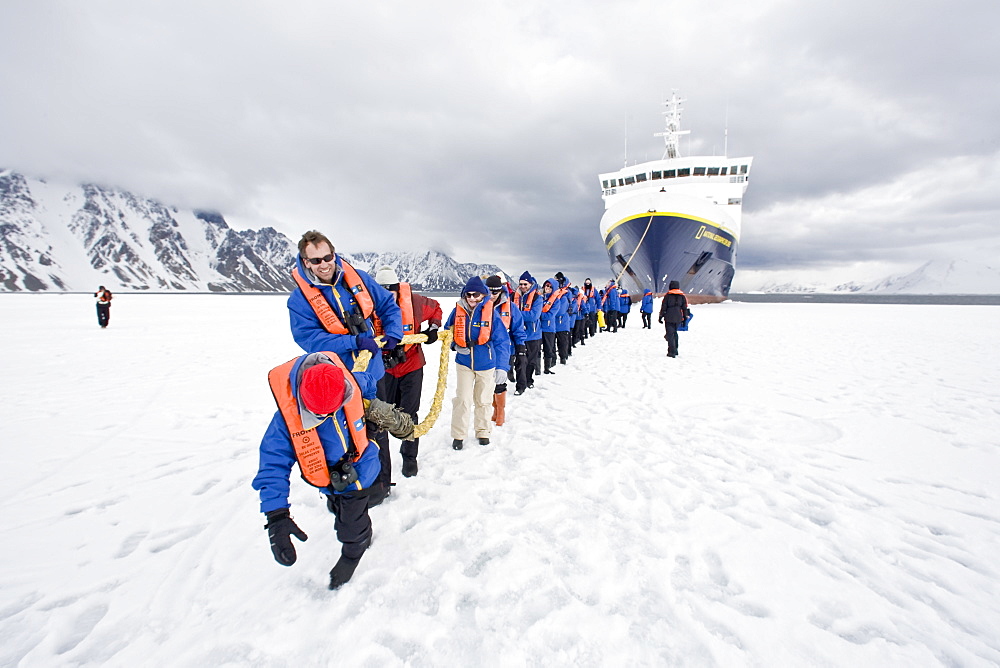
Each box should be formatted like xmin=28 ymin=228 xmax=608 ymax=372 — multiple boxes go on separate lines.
xmin=0 ymin=170 xmax=504 ymax=293
xmin=752 ymin=259 xmax=1000 ymax=295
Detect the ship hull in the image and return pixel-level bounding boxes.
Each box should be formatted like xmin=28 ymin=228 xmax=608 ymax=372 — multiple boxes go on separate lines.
xmin=602 ymin=206 xmax=738 ymax=302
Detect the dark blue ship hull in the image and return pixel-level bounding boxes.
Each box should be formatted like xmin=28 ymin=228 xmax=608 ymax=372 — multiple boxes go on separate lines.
xmin=602 ymin=212 xmax=738 ymax=302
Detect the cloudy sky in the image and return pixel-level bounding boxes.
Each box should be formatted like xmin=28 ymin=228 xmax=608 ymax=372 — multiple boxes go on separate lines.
xmin=2 ymin=0 xmax=998 ymax=287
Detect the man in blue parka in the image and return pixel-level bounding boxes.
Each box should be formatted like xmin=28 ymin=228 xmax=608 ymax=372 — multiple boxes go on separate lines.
xmin=252 ymin=350 xmax=415 ymax=590
xmin=287 ymin=230 xmax=404 ymax=382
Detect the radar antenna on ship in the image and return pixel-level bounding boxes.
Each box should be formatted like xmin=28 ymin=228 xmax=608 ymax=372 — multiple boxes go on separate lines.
xmin=655 ymin=91 xmax=690 ymax=160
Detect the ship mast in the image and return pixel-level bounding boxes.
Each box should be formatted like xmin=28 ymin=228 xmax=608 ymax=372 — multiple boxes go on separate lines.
xmin=655 ymin=91 xmax=690 ymax=160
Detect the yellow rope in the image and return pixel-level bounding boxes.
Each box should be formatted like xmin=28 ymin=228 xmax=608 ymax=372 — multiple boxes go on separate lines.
xmin=351 ymin=331 xmax=454 ymax=439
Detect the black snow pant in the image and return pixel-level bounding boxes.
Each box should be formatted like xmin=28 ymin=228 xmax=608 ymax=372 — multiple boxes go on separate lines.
xmin=96 ymin=303 xmax=110 ymax=327
xmin=572 ymin=319 xmax=586 ymax=346
xmin=326 ymin=493 xmax=373 ymax=560
xmin=542 ymin=331 xmax=557 ymax=371
xmin=377 ymin=366 xmax=424 ymax=464
xmin=519 ymin=338 xmax=541 ymax=391
xmin=587 ymin=312 xmax=598 ymax=337
xmin=556 ymin=330 xmax=571 ymax=363
xmin=606 ymin=310 xmax=619 ymax=332
xmin=641 ymin=312 xmax=651 ymax=329
xmin=664 ymin=322 xmax=680 ymax=357
xmin=619 ymin=312 xmax=628 ymax=328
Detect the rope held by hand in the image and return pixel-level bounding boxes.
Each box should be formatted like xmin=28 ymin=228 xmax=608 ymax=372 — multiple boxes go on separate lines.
xmin=351 ymin=331 xmax=453 ymax=439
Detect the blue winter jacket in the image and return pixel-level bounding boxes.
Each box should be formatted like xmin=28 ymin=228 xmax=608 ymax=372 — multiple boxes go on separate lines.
xmin=619 ymin=290 xmax=632 ymax=313
xmin=539 ymin=278 xmax=566 ymax=333
xmin=251 ymin=353 xmax=381 ymax=513
xmin=497 ymin=291 xmax=526 ymax=347
xmin=287 ymin=254 xmax=403 ymax=380
xmin=515 ymin=284 xmax=543 ymax=341
xmin=445 ymin=299 xmax=512 ymax=371
xmin=603 ymin=286 xmax=620 ymax=312
xmin=640 ymin=290 xmax=654 ymax=314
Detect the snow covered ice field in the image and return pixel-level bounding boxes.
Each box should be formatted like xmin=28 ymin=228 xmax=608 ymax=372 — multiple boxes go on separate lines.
xmin=1 ymin=294 xmax=999 ymax=667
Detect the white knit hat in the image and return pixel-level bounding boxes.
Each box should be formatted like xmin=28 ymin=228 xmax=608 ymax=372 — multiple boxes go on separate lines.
xmin=374 ymin=266 xmax=399 ymax=285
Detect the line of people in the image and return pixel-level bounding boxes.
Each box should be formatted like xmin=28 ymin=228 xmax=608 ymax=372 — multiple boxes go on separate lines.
xmin=251 ymin=229 xmax=690 ymax=590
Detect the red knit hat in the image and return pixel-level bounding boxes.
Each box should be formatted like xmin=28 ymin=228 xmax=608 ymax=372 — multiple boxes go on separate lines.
xmin=299 ymin=364 xmax=346 ymax=415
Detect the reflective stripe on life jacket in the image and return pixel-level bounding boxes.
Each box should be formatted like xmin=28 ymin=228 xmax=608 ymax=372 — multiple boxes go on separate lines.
xmin=453 ymin=302 xmax=492 ymax=347
xmin=291 ymin=260 xmax=378 ymax=335
xmin=267 ymin=352 xmax=370 ymax=489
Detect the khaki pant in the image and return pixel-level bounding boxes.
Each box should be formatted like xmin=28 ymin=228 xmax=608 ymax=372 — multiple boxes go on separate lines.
xmin=451 ymin=365 xmax=494 ymax=439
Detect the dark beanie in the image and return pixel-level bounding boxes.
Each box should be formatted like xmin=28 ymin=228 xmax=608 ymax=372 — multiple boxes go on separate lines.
xmin=462 ymin=275 xmax=489 ymax=296
xmin=485 ymin=275 xmax=503 ymax=289
xmin=669 ymin=280 xmax=680 ymax=290
xmin=519 ymin=271 xmax=534 ymax=283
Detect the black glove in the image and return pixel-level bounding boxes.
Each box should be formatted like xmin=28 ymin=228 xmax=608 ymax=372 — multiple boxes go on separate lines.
xmin=421 ymin=328 xmax=438 ymax=344
xmin=658 ymin=316 xmax=664 ymax=324
xmin=495 ymin=383 xmax=507 ymax=394
xmin=264 ymin=508 xmax=308 ymax=566
xmin=516 ymin=344 xmax=526 ymax=356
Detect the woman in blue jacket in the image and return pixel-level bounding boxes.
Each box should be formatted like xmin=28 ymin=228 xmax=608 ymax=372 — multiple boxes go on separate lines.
xmin=444 ymin=276 xmax=510 ymax=449
xmin=538 ymin=278 xmax=565 ymax=375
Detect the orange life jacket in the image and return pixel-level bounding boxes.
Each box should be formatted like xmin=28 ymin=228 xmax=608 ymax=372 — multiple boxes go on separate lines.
xmin=374 ymin=282 xmax=416 ymax=350
xmin=267 ymin=353 xmax=370 ymax=490
xmin=496 ymin=296 xmax=512 ymax=331
xmin=517 ymin=288 xmax=536 ymax=311
xmin=453 ymin=301 xmax=492 ymax=347
xmin=542 ymin=286 xmax=567 ymax=313
xmin=291 ymin=260 xmax=379 ymax=335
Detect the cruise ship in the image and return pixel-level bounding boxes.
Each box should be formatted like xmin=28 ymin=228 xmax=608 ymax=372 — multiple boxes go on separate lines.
xmin=598 ymin=93 xmax=753 ymax=303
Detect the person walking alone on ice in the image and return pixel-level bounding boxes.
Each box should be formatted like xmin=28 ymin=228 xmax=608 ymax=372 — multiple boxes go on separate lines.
xmin=252 ymin=351 xmax=416 ymax=590
xmin=513 ymin=271 xmax=542 ymax=395
xmin=94 ymin=286 xmax=112 ymax=328
xmin=287 ymin=230 xmax=403 ymax=383
xmin=640 ymin=289 xmax=654 ymax=329
xmin=373 ymin=266 xmax=442 ymax=479
xmin=659 ymin=280 xmax=690 ymax=358
xmin=445 ymin=276 xmax=510 ymax=450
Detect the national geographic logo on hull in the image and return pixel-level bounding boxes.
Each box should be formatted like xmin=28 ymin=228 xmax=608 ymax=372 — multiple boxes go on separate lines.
xmin=605 ymin=233 xmax=621 ymax=250
xmin=695 ymin=226 xmax=733 ymax=248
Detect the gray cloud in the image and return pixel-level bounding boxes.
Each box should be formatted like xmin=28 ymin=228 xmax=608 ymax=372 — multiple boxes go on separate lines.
xmin=2 ymin=0 xmax=998 ymax=286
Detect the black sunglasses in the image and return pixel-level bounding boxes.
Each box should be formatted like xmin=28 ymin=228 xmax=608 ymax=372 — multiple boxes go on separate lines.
xmin=305 ymin=254 xmax=334 ymax=265
xmin=489 ymin=287 xmax=503 ymax=293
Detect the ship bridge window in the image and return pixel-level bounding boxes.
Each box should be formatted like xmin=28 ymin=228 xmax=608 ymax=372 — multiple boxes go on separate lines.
xmin=741 ymin=165 xmax=748 ymax=174
xmin=618 ymin=178 xmax=625 ymax=186
xmin=677 ymin=168 xmax=690 ymax=177
xmin=707 ymin=167 xmax=720 ymax=176
xmin=651 ymin=171 xmax=662 ymax=179
xmin=720 ymin=167 xmax=728 ymax=175
xmin=664 ymin=169 xmax=676 ymax=178
xmin=635 ymin=173 xmax=647 ymax=182
xmin=624 ymin=176 xmax=635 ymax=185
xmin=602 ymin=180 xmax=611 ymax=188
xmin=693 ymin=167 xmax=706 ymax=176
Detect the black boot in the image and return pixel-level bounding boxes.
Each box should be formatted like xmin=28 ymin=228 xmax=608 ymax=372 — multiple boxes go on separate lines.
xmin=452 ymin=439 xmax=464 ymax=450
xmin=478 ymin=437 xmax=490 ymax=445
xmin=401 ymin=455 xmax=418 ymax=477
xmin=328 ymin=555 xmax=362 ymax=590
